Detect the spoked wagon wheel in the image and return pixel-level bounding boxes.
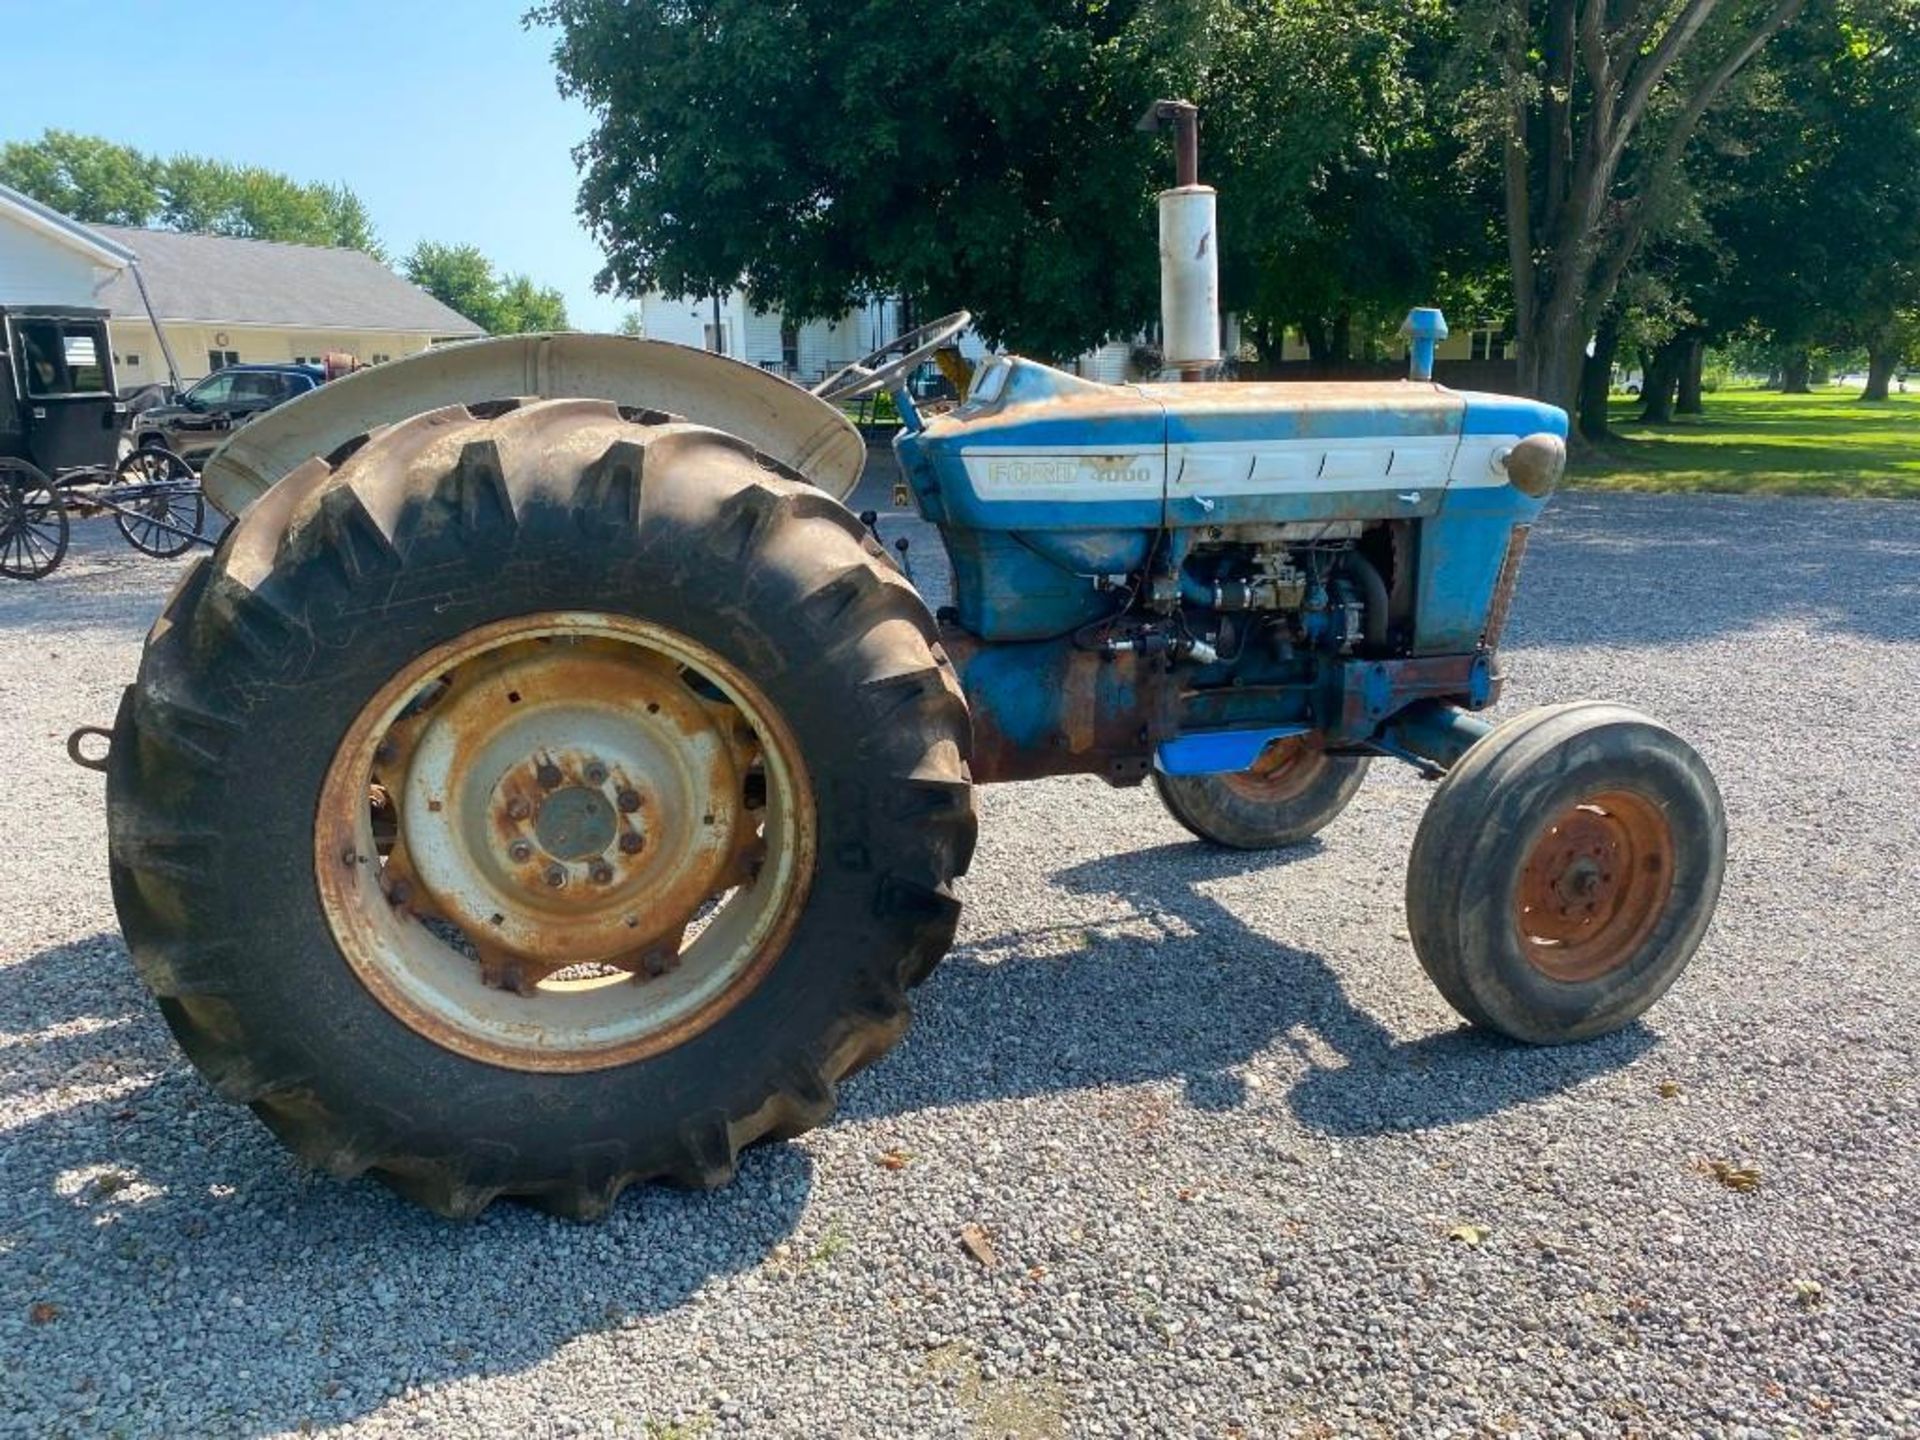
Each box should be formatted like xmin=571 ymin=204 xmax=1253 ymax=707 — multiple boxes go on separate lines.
xmin=113 ymin=447 xmax=204 ymax=558
xmin=1154 ymin=736 xmax=1369 ymax=849
xmin=0 ymin=459 xmax=70 ymax=581
xmin=107 ymin=399 xmax=975 ymax=1219
xmin=1405 ymin=702 xmax=1726 ymax=1044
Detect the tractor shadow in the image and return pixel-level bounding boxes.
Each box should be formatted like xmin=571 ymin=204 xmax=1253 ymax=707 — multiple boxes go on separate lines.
xmin=0 ymin=934 xmax=809 ymax=1437
xmin=854 ymin=840 xmax=1654 ymax=1137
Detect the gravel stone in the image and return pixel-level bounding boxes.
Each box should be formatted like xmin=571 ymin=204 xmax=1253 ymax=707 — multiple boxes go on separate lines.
xmin=0 ymin=483 xmax=1915 ymax=1438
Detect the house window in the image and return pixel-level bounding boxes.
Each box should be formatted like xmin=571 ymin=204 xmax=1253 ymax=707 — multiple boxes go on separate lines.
xmin=208 ymin=349 xmax=240 ymax=371
xmin=371 ymin=353 xmax=391 ymax=364
xmin=126 ymin=353 xmax=140 ymax=368
xmin=1469 ymin=329 xmax=1508 ymax=362
xmin=780 ymin=321 xmax=799 ymax=375
xmin=702 ymin=320 xmax=730 ymax=355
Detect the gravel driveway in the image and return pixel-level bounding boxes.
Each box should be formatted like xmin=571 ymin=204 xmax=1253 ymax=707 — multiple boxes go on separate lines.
xmin=2 ymin=489 xmax=1916 ymax=1438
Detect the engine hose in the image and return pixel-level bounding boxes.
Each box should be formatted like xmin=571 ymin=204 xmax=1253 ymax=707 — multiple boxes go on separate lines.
xmin=1338 ymin=551 xmax=1390 ymax=649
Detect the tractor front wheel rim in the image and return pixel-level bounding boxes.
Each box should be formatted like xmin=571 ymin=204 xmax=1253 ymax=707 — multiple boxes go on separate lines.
xmin=315 ymin=611 xmax=815 ymax=1073
xmin=1513 ymin=789 xmax=1675 ymax=983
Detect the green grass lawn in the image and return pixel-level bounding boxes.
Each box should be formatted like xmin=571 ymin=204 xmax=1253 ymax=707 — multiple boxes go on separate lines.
xmin=1573 ymin=385 xmax=1920 ymax=496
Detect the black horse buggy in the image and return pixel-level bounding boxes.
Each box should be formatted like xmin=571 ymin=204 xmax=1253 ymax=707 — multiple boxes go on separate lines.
xmin=0 ymin=305 xmax=206 ymax=580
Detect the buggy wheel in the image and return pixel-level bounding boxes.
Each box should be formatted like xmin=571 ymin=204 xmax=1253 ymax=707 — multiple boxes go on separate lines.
xmin=1153 ymin=737 xmax=1368 ymax=849
xmin=1405 ymin=702 xmax=1726 ymax=1044
xmin=107 ymin=399 xmax=975 ymax=1219
xmin=0 ymin=459 xmax=70 ymax=581
xmin=113 ymin=447 xmax=204 ymax=557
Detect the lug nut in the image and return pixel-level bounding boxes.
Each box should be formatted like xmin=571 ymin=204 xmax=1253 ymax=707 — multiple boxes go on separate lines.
xmin=536 ymin=762 xmax=563 ymax=790
xmin=509 ymin=840 xmax=533 ymax=863
xmin=544 ymin=864 xmax=567 ymax=887
xmin=589 ymin=860 xmax=614 ymax=884
xmin=506 ymin=796 xmax=531 ymax=821
xmin=619 ymin=832 xmax=644 ymax=855
xmin=617 ymin=789 xmax=641 ymax=813
xmin=584 ymin=760 xmax=609 ymax=785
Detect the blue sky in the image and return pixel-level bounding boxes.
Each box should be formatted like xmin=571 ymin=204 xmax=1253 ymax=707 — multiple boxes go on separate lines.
xmin=2 ymin=0 xmax=629 ymax=331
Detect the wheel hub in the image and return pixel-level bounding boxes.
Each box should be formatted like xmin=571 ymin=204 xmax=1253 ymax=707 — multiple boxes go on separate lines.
xmin=531 ymin=783 xmax=617 ymax=861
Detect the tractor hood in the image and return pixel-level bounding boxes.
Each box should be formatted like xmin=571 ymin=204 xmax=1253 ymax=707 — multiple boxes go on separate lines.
xmin=908 ymin=356 xmax=1565 ymax=531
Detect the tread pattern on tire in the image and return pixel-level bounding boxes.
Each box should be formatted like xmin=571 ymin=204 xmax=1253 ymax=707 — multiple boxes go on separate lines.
xmin=108 ymin=399 xmax=976 ymax=1218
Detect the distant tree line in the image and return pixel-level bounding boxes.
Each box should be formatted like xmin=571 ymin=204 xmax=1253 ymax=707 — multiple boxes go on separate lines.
xmin=536 ymin=0 xmax=1920 ymax=437
xmin=0 ymin=130 xmax=568 ymax=337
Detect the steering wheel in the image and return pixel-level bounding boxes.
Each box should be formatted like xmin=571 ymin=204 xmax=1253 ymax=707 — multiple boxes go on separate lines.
xmin=810 ymin=311 xmax=971 ymax=403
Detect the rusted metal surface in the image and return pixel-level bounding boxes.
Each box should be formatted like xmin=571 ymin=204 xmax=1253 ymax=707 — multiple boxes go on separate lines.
xmin=940 ymin=627 xmax=1172 ymax=786
xmin=315 ymin=611 xmax=814 ymax=1073
xmin=200 ymin=333 xmax=866 ymax=517
xmin=1515 ymin=790 xmax=1676 ymax=982
xmin=1326 ymin=652 xmax=1497 ymax=743
xmin=1481 ymin=523 xmax=1532 ymax=652
xmin=1217 ymin=735 xmax=1324 ymax=802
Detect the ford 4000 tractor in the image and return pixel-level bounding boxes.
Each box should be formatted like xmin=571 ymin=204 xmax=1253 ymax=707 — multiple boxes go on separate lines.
xmin=81 ymin=105 xmax=1725 ymax=1218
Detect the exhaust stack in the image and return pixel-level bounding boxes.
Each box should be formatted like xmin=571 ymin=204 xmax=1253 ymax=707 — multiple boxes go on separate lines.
xmin=1139 ymin=99 xmax=1219 ymax=378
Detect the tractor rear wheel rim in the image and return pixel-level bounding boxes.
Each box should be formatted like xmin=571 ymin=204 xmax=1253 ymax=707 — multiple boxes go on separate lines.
xmin=315 ymin=611 xmax=815 ymax=1073
xmin=1513 ymin=789 xmax=1675 ymax=983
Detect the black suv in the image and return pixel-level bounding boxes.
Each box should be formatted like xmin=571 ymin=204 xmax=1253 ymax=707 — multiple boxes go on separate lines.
xmin=132 ymin=363 xmax=325 ymax=464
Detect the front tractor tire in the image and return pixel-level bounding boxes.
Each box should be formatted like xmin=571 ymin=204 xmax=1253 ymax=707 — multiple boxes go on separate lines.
xmin=1405 ymin=702 xmax=1726 ymax=1044
xmin=106 ymin=399 xmax=975 ymax=1219
xmin=1154 ymin=738 xmax=1369 ymax=850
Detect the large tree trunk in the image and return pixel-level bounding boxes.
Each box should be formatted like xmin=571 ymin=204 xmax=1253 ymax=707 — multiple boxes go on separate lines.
xmin=1639 ymin=340 xmax=1685 ymax=423
xmin=1578 ymin=311 xmax=1622 ymax=442
xmin=1780 ymin=350 xmax=1812 ymax=394
xmin=1862 ymin=345 xmax=1899 ymax=402
xmin=1675 ymin=336 xmax=1706 ymax=415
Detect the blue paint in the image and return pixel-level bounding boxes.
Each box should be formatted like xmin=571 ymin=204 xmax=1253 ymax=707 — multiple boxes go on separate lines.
xmin=1413 ymin=483 xmax=1546 ymax=653
xmin=1400 ymin=307 xmax=1449 ymax=381
xmin=1457 ymin=393 xmax=1569 ymax=438
xmin=939 ymin=526 xmax=1119 ymax=640
xmin=1156 ymin=726 xmax=1312 ymax=776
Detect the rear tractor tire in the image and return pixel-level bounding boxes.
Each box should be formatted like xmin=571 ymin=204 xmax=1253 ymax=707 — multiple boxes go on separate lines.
xmin=107 ymin=398 xmax=975 ymax=1218
xmin=1405 ymin=702 xmax=1726 ymax=1044
xmin=1153 ymin=737 xmax=1369 ymax=850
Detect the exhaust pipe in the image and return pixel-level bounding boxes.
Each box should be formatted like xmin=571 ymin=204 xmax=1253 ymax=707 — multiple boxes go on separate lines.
xmin=1139 ymin=99 xmax=1220 ymax=380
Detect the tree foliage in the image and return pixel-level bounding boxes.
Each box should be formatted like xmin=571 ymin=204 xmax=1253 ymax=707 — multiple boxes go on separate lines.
xmin=539 ymin=0 xmax=1493 ymax=362
xmin=402 ymin=241 xmax=570 ymax=334
xmin=0 ymin=130 xmax=384 ymax=255
xmin=1701 ymin=0 xmax=1920 ymax=394
xmin=1455 ymin=0 xmax=1807 ymax=412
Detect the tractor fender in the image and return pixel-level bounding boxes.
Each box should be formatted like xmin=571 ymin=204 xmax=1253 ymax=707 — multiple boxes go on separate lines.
xmin=198 ymin=332 xmax=867 ymax=518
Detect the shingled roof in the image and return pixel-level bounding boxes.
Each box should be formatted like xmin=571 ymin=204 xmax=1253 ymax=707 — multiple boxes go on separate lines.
xmin=93 ymin=226 xmax=484 ymax=336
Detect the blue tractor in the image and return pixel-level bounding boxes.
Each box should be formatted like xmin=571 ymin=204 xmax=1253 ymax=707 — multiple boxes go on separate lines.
xmin=89 ymin=108 xmax=1725 ymax=1218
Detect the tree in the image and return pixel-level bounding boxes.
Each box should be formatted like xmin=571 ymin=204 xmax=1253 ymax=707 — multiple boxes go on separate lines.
xmin=0 ymin=131 xmax=158 ymax=225
xmin=1459 ymin=0 xmax=1807 ymax=415
xmin=1689 ymin=0 xmax=1920 ymax=398
xmin=1213 ymin=2 xmax=1502 ymax=368
xmin=0 ymin=130 xmax=383 ymax=254
xmin=403 ymin=241 xmax=569 ymax=334
xmin=537 ymin=0 xmax=1192 ymax=359
xmin=537 ymin=0 xmax=1488 ymax=363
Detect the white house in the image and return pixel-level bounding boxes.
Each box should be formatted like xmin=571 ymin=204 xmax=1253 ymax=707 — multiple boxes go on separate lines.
xmin=637 ymin=290 xmax=991 ymax=384
xmin=90 ymin=226 xmax=482 ymax=388
xmin=2 ymin=182 xmax=483 ymax=391
xmin=0 ymin=181 xmax=135 ymax=311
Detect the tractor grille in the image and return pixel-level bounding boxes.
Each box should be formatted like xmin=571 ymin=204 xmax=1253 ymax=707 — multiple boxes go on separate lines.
xmin=1482 ymin=524 xmax=1532 ymax=652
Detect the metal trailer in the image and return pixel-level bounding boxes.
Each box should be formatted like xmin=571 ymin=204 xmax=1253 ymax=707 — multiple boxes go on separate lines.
xmin=0 ymin=304 xmax=205 ymax=580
